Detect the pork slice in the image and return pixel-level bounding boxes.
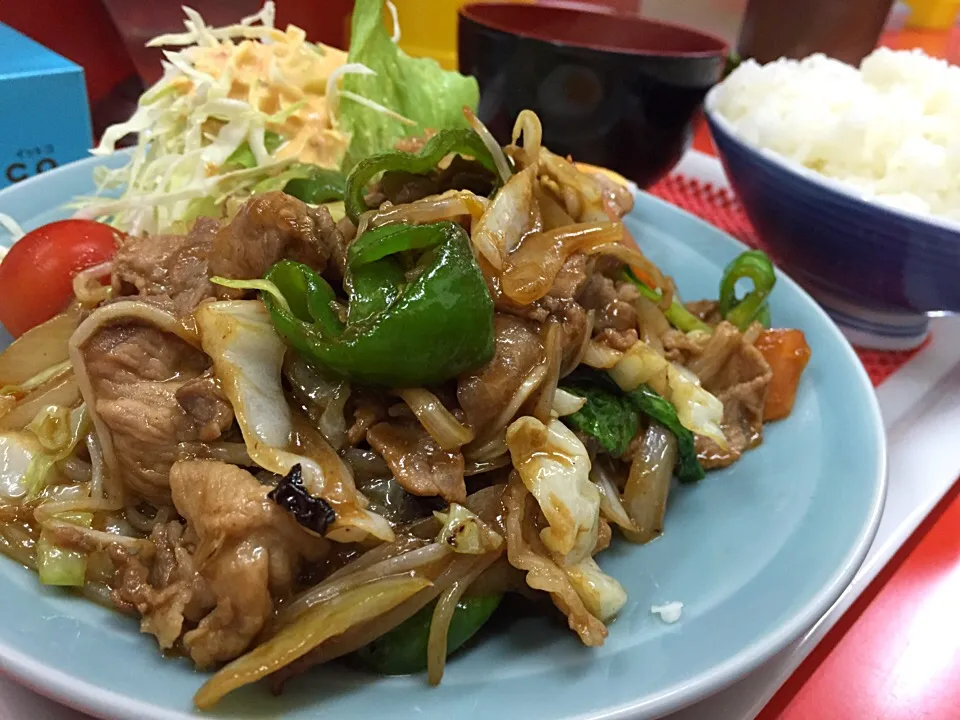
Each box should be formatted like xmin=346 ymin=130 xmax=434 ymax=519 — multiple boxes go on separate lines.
xmin=84 ymin=323 xmax=233 ymax=503
xmin=113 ymin=217 xmax=218 ymax=316
xmin=175 ymin=374 xmax=233 ymax=443
xmin=687 ymin=323 xmax=773 ymax=469
xmin=367 ymin=420 xmax=466 ymax=504
xmin=111 ymin=521 xmax=215 ymax=650
xmin=579 ymin=271 xmax=639 ymax=333
xmin=457 ymin=314 xmax=543 ymax=431
xmin=208 ymin=192 xmax=344 ymax=298
xmin=114 ymin=461 xmax=327 ymax=668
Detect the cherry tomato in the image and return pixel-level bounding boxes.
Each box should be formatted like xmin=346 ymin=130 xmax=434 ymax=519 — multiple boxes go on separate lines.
xmin=0 ymin=219 xmax=121 ymax=337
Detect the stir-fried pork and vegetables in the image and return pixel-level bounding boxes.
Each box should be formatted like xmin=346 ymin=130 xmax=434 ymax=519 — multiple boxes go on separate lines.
xmin=0 ymin=4 xmax=811 ymax=712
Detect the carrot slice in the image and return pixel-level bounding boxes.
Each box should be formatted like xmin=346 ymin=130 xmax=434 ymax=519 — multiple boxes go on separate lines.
xmin=755 ymin=328 xmax=811 ymax=421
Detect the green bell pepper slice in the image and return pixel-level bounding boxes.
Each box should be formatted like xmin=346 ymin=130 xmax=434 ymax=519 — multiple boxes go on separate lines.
xmin=283 ymin=165 xmax=348 ymax=204
xmin=719 ymin=249 xmax=776 ymax=331
xmin=354 ymin=595 xmax=502 ymax=675
xmin=344 ymin=128 xmax=502 ymax=222
xmin=263 ymin=221 xmax=495 ymax=387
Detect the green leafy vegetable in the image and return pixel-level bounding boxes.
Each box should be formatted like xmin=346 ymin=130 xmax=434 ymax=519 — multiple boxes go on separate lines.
xmin=344 ymin=128 xmax=500 ymax=222
xmin=625 ymin=385 xmax=704 ymax=483
xmin=354 ymin=595 xmax=502 ymax=675
xmin=561 ymin=369 xmax=705 ymax=482
xmin=719 ymin=250 xmax=776 ymax=331
xmin=622 ymin=269 xmax=712 ymax=334
xmin=37 ymin=511 xmax=93 ymax=586
xmin=262 ymin=221 xmax=494 ymax=387
xmin=340 ymin=0 xmax=480 ymax=169
xmin=561 ymin=374 xmax=640 ymax=458
xmin=283 ymin=166 xmax=348 ymax=204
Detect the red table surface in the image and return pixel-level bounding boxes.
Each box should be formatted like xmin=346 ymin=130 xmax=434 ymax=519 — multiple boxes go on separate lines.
xmin=3 ymin=4 xmax=960 ymax=719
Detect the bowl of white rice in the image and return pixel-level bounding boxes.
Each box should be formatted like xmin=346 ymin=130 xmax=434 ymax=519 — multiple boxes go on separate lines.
xmin=705 ymin=47 xmax=960 ymax=350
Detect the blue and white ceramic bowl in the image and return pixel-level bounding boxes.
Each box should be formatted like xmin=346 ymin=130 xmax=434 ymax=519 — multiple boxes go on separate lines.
xmin=705 ymin=87 xmax=960 ymax=350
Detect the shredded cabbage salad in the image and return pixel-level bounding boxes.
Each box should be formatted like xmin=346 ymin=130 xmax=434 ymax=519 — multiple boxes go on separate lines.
xmin=72 ymin=1 xmax=421 ymax=236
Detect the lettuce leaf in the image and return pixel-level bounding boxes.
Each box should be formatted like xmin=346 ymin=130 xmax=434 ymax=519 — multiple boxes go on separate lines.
xmin=341 ymin=0 xmax=480 ymax=169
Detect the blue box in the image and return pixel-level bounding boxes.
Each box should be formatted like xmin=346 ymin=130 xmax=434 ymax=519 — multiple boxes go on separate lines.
xmin=0 ymin=23 xmax=92 ymax=189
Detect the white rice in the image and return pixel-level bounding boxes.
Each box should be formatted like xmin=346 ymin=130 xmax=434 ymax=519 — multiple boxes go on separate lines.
xmin=711 ymin=48 xmax=960 ymax=222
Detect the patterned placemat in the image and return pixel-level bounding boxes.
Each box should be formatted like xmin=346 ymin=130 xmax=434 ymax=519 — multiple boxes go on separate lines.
xmin=648 ymin=174 xmax=926 ymax=387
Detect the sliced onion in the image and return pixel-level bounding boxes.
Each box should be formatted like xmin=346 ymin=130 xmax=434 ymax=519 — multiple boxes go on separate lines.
xmin=561 ymin=309 xmax=595 ymax=378
xmin=195 ymin=574 xmax=432 ymax=710
xmin=635 ymin=296 xmax=670 ymax=354
xmin=427 ymin=551 xmax=500 ymax=685
xmin=325 ymin=534 xmax=424 ymax=583
xmin=275 ymin=542 xmax=451 ymax=628
xmin=397 ymin=388 xmax=474 ymax=450
xmin=501 ymin=222 xmax=622 ymax=304
xmin=365 ymin=191 xmax=488 ymax=233
xmin=464 ymin=362 xmax=548 ymax=461
xmin=463 ymin=433 xmax=507 ymax=464
xmin=0 ymin=305 xmax=81 ymax=386
xmin=471 ymin=165 xmax=536 ymax=270
xmin=530 ymin=322 xmax=561 ymax=424
xmin=511 ymin=110 xmax=542 ymax=170
xmin=539 ymin=147 xmax=603 ymax=205
xmin=622 ymin=424 xmax=676 ymax=544
xmin=464 ymin=107 xmax=511 ymax=184
xmin=0 ymin=374 xmax=80 ymax=432
xmin=267 ymin=553 xmax=482 ymax=692
xmin=591 ymin=457 xmax=637 ymax=533
xmin=536 ymin=185 xmax=576 ymax=231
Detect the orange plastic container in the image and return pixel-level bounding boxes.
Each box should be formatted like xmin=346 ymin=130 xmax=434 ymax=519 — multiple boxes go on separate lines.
xmin=393 ymin=0 xmax=533 ymax=69
xmin=904 ymin=0 xmax=960 ymax=29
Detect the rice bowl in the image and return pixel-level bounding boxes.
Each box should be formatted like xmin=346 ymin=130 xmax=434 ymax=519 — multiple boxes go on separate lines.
xmin=711 ymin=48 xmax=960 ymax=224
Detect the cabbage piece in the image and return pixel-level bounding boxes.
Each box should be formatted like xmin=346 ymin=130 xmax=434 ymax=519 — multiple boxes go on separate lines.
xmin=434 ymin=504 xmax=503 ymax=554
xmin=551 ymin=388 xmax=587 ymax=417
xmin=23 ymin=406 xmax=87 ymax=500
xmin=563 ymin=556 xmax=627 ymax=622
xmin=0 ymin=432 xmax=42 ymax=501
xmin=505 ymin=417 xmax=599 ymax=565
xmin=194 ymin=300 xmax=393 ymax=543
xmin=78 ymin=3 xmax=350 ymax=235
xmin=608 ymin=341 xmax=727 ymax=449
xmin=340 ymin=0 xmax=480 ymax=169
xmin=37 ymin=511 xmax=93 ymax=587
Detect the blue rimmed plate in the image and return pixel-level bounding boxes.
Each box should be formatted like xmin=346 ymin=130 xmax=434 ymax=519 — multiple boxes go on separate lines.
xmin=0 ymin=156 xmax=885 ymax=720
